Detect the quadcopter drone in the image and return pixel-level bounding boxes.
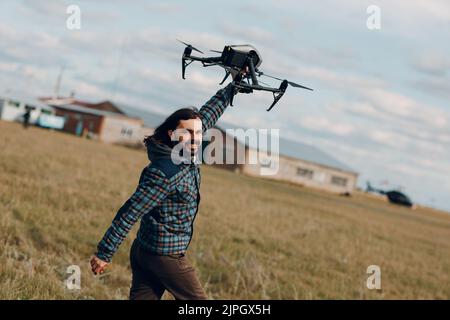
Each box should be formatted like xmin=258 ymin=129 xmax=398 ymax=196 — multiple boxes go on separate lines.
xmin=178 ymin=40 xmax=313 ymax=111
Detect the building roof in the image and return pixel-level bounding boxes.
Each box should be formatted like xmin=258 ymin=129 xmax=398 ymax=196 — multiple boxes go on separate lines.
xmin=1 ymin=92 xmax=54 ymax=111
xmin=216 ymin=120 xmax=357 ymax=174
xmin=74 ymin=100 xmax=124 ymax=114
xmin=53 ymin=103 xmax=140 ymax=119
xmin=277 ymin=137 xmax=357 ymax=174
xmin=40 ymin=97 xmax=125 ymax=114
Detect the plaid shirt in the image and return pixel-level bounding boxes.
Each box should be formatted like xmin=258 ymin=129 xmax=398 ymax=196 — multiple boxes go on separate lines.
xmin=96 ymin=84 xmax=235 ymax=262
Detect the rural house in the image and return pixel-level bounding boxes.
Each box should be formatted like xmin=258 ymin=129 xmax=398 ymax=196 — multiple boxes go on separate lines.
xmin=207 ymin=122 xmax=359 ymax=194
xmin=40 ymin=97 xmax=147 ymax=145
xmin=0 ymin=92 xmax=64 ymax=129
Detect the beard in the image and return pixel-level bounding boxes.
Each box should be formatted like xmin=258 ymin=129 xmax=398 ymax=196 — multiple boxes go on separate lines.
xmin=180 ymin=139 xmax=201 ymax=163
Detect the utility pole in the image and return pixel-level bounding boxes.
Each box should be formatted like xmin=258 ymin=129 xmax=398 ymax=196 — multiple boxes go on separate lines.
xmin=54 ymin=65 xmax=66 ymax=98
xmin=111 ymin=37 xmax=126 ymax=101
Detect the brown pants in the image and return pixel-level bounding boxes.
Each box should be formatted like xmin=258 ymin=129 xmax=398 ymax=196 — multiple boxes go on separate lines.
xmin=129 ymin=239 xmax=207 ymax=300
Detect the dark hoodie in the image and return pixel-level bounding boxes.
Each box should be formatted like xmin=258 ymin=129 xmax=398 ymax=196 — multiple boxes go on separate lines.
xmin=146 ymin=136 xmax=173 ymax=162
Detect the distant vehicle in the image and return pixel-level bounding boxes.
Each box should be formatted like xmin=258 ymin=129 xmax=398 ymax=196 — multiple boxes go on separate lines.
xmin=366 ymin=182 xmax=414 ymax=208
xmin=36 ymin=114 xmax=65 ymax=130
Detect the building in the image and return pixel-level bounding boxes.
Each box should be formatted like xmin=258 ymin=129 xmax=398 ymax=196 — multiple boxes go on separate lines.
xmin=41 ymin=97 xmax=146 ymax=145
xmin=0 ymin=92 xmax=56 ymax=125
xmin=206 ymin=122 xmax=358 ymax=194
xmin=114 ymin=103 xmax=166 ymax=141
xmin=244 ymin=137 xmax=358 ymax=194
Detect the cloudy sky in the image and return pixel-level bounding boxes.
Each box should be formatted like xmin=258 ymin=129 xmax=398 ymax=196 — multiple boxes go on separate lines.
xmin=1 ymin=0 xmax=449 ymax=212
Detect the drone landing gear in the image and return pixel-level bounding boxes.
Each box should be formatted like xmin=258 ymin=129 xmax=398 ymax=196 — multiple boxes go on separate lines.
xmin=182 ymin=47 xmax=194 ymax=79
xmin=229 ymin=78 xmax=287 ymax=111
xmin=267 ymin=80 xmax=288 ymax=111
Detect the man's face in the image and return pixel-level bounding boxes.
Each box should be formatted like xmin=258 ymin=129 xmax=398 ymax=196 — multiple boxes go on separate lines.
xmin=169 ymin=118 xmax=203 ymax=155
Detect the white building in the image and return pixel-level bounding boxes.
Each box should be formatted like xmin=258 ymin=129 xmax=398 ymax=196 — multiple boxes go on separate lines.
xmin=0 ymin=93 xmax=56 ymax=125
xmin=209 ymin=122 xmax=359 ymax=194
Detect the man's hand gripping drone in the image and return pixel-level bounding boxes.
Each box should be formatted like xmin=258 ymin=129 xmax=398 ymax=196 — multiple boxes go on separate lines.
xmin=178 ymin=40 xmax=313 ymax=111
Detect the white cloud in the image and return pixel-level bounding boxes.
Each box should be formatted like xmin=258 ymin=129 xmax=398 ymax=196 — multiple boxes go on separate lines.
xmin=18 ymin=0 xmax=67 ymax=17
xmin=360 ymin=88 xmax=449 ymax=129
xmin=298 ymin=116 xmax=355 ymax=136
xmin=412 ymin=77 xmax=450 ymax=100
xmin=412 ymin=51 xmax=450 ymax=76
xmin=276 ymin=0 xmax=450 ymax=37
xmin=219 ymin=22 xmax=273 ymax=44
xmin=145 ymin=3 xmax=184 ymax=13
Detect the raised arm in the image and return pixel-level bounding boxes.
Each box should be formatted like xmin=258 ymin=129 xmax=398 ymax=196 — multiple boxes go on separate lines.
xmin=95 ymin=166 xmax=170 ymax=263
xmin=199 ymin=83 xmax=236 ymax=132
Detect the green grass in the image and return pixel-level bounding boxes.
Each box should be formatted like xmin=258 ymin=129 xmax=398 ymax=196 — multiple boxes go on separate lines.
xmin=0 ymin=120 xmax=449 ymax=299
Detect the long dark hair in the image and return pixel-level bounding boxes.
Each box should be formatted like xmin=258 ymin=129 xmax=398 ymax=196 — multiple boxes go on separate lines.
xmin=143 ymin=107 xmax=201 ymax=148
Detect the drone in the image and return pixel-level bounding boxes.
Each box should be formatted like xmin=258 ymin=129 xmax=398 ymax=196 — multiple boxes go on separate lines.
xmin=177 ymin=40 xmax=313 ymax=111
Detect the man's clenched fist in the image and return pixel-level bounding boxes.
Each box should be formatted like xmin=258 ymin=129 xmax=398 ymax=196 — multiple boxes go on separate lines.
xmin=90 ymin=255 xmax=108 ymax=275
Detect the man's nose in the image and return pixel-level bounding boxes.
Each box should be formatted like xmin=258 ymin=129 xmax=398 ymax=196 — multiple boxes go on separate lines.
xmin=192 ymin=132 xmax=202 ymax=141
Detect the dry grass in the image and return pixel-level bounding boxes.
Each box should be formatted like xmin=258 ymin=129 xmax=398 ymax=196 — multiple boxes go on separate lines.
xmin=0 ymin=120 xmax=449 ymax=300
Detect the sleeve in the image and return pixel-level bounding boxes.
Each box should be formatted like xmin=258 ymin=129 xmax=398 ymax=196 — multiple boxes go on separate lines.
xmin=95 ymin=167 xmax=170 ymax=263
xmin=199 ymin=83 xmax=236 ymax=132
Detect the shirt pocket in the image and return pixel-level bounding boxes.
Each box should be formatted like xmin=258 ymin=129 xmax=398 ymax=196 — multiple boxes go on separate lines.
xmin=175 ymin=179 xmax=197 ymax=204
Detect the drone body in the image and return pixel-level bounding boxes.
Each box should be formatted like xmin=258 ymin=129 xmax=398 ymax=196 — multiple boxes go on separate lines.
xmin=219 ymin=45 xmax=262 ymax=70
xmin=178 ymin=40 xmax=313 ymax=111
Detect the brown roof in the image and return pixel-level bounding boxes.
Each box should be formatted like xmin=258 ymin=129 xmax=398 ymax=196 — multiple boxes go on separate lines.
xmin=39 ymin=97 xmax=125 ymax=115
xmin=72 ymin=100 xmax=124 ymax=114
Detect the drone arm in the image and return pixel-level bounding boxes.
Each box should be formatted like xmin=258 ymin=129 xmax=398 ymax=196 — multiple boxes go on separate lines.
xmin=188 ymin=55 xmax=222 ymax=63
xmin=181 ymin=54 xmax=223 ymax=79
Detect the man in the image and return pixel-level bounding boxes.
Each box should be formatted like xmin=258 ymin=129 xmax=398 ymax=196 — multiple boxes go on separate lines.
xmin=22 ymin=107 xmax=31 ymax=129
xmin=90 ymin=73 xmax=248 ymax=300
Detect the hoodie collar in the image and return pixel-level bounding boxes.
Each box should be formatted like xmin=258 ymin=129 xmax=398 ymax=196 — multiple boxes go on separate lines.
xmin=146 ymin=137 xmax=200 ymax=165
xmin=146 ymin=137 xmax=173 ymax=162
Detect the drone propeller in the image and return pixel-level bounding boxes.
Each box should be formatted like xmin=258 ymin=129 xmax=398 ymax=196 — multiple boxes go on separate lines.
xmin=259 ymin=72 xmax=313 ymax=91
xmin=177 ymin=39 xmax=204 ymax=54
xmin=210 ymin=50 xmax=222 ymax=54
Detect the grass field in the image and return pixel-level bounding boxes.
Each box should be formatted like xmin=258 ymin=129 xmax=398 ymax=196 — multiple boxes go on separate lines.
xmin=0 ymin=120 xmax=449 ymax=300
